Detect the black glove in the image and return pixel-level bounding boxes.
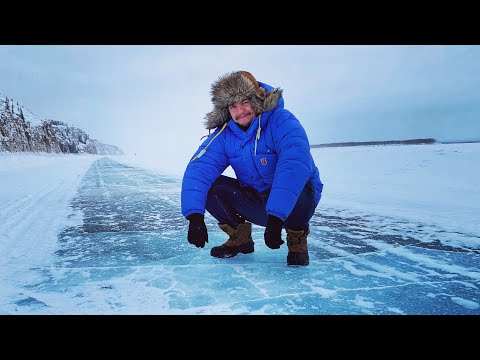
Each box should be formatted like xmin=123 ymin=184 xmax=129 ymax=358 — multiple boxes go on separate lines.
xmin=264 ymin=215 xmax=285 ymax=249
xmin=187 ymin=213 xmax=208 ymax=248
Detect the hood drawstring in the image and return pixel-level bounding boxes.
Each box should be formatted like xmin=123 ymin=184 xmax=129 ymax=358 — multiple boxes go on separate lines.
xmin=191 ymin=122 xmax=227 ymax=162
xmin=254 ymin=114 xmax=262 ymax=156
xmin=199 ymin=129 xmax=211 ymax=141
xmin=192 ymin=114 xmax=261 ymax=162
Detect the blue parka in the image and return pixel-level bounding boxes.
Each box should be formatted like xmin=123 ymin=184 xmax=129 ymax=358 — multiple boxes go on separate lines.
xmin=181 ymin=82 xmax=323 ymax=222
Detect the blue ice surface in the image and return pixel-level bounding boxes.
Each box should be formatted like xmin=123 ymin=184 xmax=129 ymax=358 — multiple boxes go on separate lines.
xmin=22 ymin=158 xmax=480 ymax=314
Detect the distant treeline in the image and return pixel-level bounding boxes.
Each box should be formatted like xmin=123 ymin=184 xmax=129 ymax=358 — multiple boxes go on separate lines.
xmin=440 ymin=140 xmax=480 ymax=144
xmin=310 ymin=138 xmax=436 ymax=148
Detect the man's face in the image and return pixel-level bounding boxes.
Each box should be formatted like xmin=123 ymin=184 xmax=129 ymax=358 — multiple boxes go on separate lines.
xmin=229 ymin=99 xmax=255 ymax=128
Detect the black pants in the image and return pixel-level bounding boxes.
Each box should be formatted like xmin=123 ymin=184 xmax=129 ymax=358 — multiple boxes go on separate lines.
xmin=205 ymin=175 xmax=318 ymax=230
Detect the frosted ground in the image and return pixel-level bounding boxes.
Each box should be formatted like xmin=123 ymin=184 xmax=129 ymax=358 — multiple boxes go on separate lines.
xmin=0 ymin=143 xmax=479 ymax=314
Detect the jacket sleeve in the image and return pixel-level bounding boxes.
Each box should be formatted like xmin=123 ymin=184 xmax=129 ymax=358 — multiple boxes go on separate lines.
xmin=266 ymin=110 xmax=313 ymax=221
xmin=181 ymin=128 xmax=228 ymax=218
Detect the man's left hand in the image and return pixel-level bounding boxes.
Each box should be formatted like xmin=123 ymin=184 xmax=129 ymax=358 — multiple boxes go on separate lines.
xmin=264 ymin=215 xmax=285 ymax=249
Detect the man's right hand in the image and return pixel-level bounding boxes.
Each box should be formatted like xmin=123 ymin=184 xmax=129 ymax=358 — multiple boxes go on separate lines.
xmin=187 ymin=213 xmax=208 ymax=248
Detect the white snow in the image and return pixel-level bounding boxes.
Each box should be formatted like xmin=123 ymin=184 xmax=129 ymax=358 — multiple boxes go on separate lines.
xmin=0 ymin=152 xmax=100 ymax=309
xmin=314 ymin=143 xmax=480 ymax=247
xmin=0 ymin=143 xmax=479 ymax=314
xmin=450 ymin=296 xmax=479 ymax=310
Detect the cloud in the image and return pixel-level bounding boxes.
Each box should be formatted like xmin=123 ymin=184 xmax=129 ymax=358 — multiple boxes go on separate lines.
xmin=1 ymin=45 xmax=479 ymax=163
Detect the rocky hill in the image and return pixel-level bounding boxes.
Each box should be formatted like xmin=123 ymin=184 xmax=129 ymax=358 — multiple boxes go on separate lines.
xmin=0 ymin=94 xmax=123 ymax=155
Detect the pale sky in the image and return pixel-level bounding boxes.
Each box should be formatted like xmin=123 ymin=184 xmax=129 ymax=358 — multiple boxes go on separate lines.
xmin=1 ymin=45 xmax=480 ymax=170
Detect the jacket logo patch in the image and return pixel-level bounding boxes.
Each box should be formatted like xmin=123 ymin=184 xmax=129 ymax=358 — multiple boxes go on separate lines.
xmin=260 ymin=158 xmax=267 ymax=165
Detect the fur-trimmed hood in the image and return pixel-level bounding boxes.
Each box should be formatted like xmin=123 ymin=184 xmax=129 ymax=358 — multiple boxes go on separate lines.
xmin=204 ymin=71 xmax=283 ymax=130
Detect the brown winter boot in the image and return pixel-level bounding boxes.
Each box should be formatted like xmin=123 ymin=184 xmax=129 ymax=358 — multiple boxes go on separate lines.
xmin=211 ymin=222 xmax=255 ymax=258
xmin=286 ymin=229 xmax=310 ymax=266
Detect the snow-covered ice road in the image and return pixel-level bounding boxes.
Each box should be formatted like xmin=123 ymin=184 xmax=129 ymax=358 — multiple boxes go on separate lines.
xmin=2 ymin=157 xmax=479 ymax=314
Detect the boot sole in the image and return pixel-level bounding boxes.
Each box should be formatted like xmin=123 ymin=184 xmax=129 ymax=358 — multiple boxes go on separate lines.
xmin=287 ymin=260 xmax=309 ymax=266
xmin=287 ymin=253 xmax=309 ymax=266
xmin=211 ymin=242 xmax=254 ymax=258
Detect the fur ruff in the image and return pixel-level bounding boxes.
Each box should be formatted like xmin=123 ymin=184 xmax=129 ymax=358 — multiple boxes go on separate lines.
xmin=204 ymin=71 xmax=283 ymax=129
